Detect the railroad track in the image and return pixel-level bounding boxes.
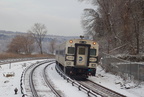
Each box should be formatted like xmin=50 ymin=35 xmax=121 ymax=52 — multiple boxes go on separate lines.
xmin=78 ymin=80 xmax=126 ymax=97
xmin=56 ymin=64 xmax=126 ymax=97
xmin=55 ymin=64 xmax=99 ymax=97
xmin=24 ymin=60 xmax=62 ymax=97
xmin=43 ymin=63 xmax=62 ymax=97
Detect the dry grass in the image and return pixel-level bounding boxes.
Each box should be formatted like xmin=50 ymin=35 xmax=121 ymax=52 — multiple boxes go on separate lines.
xmin=0 ymin=53 xmax=55 ymax=59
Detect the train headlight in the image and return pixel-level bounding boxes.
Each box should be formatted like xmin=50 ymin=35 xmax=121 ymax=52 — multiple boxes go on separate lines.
xmin=69 ymin=40 xmax=73 ymax=43
xmin=93 ymin=42 xmax=97 ymax=45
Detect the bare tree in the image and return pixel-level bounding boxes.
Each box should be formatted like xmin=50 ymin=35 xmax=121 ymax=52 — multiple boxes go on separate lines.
xmin=28 ymin=23 xmax=47 ymax=54
xmin=7 ymin=34 xmax=34 ymax=54
xmin=81 ymin=0 xmax=118 ymax=53
xmin=79 ymin=0 xmax=144 ymax=54
xmin=22 ymin=33 xmax=35 ymax=54
xmin=82 ymin=9 xmax=104 ymax=38
xmin=7 ymin=35 xmax=23 ymax=54
xmin=130 ymin=0 xmax=144 ymax=54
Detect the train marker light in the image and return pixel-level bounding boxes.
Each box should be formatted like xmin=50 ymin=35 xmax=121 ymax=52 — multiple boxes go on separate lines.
xmin=69 ymin=40 xmax=73 ymax=43
xmin=93 ymin=42 xmax=96 ymax=45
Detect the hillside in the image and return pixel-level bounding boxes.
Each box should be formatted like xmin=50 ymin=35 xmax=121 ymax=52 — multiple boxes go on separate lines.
xmin=0 ymin=30 xmax=78 ymax=53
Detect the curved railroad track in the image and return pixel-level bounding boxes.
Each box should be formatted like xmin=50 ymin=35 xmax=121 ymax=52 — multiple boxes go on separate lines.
xmin=78 ymin=80 xmax=126 ymax=97
xmin=24 ymin=60 xmax=62 ymax=97
xmin=56 ymin=64 xmax=126 ymax=97
xmin=43 ymin=63 xmax=62 ymax=97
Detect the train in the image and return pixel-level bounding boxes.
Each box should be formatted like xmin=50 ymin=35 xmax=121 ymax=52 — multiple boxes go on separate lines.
xmin=55 ymin=37 xmax=99 ymax=79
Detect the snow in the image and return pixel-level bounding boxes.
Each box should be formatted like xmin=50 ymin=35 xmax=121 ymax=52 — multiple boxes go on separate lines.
xmin=46 ymin=64 xmax=87 ymax=97
xmin=89 ymin=66 xmax=144 ymax=97
xmin=0 ymin=59 xmax=144 ymax=97
xmin=32 ymin=63 xmax=57 ymax=97
xmin=0 ymin=59 xmax=46 ymax=97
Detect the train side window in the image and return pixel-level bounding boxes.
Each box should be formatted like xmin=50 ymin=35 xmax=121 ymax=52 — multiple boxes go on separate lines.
xmin=90 ymin=49 xmax=96 ymax=56
xmin=68 ymin=47 xmax=75 ymax=54
xmin=79 ymin=48 xmax=85 ymax=55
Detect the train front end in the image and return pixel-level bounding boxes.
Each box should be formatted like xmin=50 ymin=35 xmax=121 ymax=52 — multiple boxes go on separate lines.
xmin=65 ymin=39 xmax=99 ymax=79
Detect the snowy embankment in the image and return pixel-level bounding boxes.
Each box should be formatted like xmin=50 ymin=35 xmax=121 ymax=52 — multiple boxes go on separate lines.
xmin=89 ymin=66 xmax=144 ymax=97
xmin=0 ymin=59 xmax=46 ymax=97
xmin=0 ymin=59 xmax=143 ymax=97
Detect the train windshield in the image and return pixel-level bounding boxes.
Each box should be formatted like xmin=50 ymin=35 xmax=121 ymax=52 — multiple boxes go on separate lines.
xmin=79 ymin=48 xmax=86 ymax=55
xmin=90 ymin=49 xmax=96 ymax=56
xmin=68 ymin=47 xmax=75 ymax=54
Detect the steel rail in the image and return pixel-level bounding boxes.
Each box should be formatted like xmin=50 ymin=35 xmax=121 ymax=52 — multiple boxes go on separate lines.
xmin=78 ymin=80 xmax=126 ymax=97
xmin=55 ymin=64 xmax=127 ymax=97
xmin=20 ymin=62 xmax=37 ymax=97
xmin=55 ymin=64 xmax=100 ymax=97
xmin=88 ymin=80 xmax=126 ymax=97
xmin=43 ymin=62 xmax=62 ymax=97
xmin=29 ymin=60 xmax=54 ymax=97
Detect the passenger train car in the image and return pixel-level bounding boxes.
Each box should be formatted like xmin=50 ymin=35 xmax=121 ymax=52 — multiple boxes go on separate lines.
xmin=55 ymin=37 xmax=99 ymax=79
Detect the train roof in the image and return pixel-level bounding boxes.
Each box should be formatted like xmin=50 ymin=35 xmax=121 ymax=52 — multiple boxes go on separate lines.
xmin=66 ymin=39 xmax=98 ymax=44
xmin=67 ymin=39 xmax=97 ymax=42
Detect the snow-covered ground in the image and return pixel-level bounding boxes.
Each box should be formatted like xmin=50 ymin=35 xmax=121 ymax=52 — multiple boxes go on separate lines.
xmin=89 ymin=66 xmax=144 ymax=97
xmin=46 ymin=64 xmax=88 ymax=97
xmin=0 ymin=59 xmax=144 ymax=97
xmin=0 ymin=59 xmax=47 ymax=97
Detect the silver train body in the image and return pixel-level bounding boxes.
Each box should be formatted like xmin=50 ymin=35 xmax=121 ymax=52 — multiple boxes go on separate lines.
xmin=55 ymin=39 xmax=99 ymax=79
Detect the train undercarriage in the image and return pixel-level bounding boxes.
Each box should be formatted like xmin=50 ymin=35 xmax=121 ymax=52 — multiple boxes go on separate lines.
xmin=56 ymin=61 xmax=96 ymax=79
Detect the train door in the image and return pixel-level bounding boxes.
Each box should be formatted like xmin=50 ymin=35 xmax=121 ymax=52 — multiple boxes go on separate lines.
xmin=76 ymin=46 xmax=89 ymax=66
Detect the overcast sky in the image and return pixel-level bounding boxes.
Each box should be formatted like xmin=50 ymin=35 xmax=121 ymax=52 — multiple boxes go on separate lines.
xmin=0 ymin=0 xmax=92 ymax=36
